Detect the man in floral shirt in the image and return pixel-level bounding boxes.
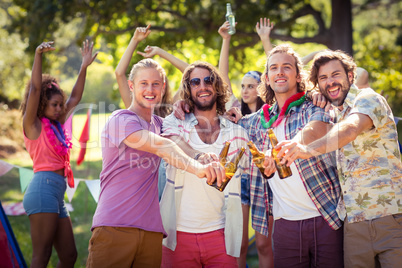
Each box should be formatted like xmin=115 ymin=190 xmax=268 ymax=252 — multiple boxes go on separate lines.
xmin=278 ymin=50 xmax=402 ymax=267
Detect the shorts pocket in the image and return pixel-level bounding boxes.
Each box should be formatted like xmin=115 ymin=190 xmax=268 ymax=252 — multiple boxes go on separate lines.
xmin=390 ymin=213 xmax=402 ymax=227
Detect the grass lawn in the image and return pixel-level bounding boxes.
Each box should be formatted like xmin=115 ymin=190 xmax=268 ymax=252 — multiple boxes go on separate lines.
xmin=1 ymin=112 xmax=260 ymax=267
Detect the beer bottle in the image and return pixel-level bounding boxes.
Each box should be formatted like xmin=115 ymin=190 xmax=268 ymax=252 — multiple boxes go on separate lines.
xmin=268 ymin=128 xmax=292 ymax=179
xmin=219 ymin=141 xmax=231 ymax=167
xmin=210 ymin=147 xmax=245 ymax=192
xmin=247 ymin=141 xmax=272 ymax=179
xmin=225 ymin=3 xmax=236 ymax=35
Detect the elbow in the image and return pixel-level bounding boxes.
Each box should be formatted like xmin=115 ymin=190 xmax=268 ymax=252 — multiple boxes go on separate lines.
xmin=154 ymin=138 xmax=175 ymax=158
xmin=115 ymin=68 xmax=125 ymax=78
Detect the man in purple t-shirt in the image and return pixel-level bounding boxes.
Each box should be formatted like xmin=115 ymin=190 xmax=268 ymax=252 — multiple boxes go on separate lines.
xmin=86 ymin=55 xmax=225 ymax=267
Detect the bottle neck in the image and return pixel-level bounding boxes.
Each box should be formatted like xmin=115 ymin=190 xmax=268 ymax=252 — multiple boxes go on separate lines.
xmin=226 ymin=5 xmax=232 ymax=13
xmin=233 ymin=149 xmax=245 ymax=167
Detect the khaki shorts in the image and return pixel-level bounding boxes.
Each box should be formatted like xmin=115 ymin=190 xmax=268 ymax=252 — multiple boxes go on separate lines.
xmin=344 ymin=214 xmax=402 ymax=268
xmin=86 ymin=226 xmax=163 ymax=268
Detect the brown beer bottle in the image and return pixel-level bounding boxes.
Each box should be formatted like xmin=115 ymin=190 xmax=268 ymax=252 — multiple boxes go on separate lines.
xmin=247 ymin=141 xmax=272 ymax=179
xmin=210 ymin=147 xmax=245 ymax=192
xmin=219 ymin=141 xmax=231 ymax=167
xmin=267 ymin=128 xmax=292 ymax=179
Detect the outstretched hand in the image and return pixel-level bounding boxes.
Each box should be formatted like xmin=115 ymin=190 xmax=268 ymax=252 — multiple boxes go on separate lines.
xmin=197 ymin=161 xmax=226 ymax=187
xmin=137 ymin=45 xmax=160 ymax=58
xmin=262 ymin=152 xmax=277 ymax=178
xmin=256 ymin=18 xmax=274 ymax=40
xmin=36 ymin=41 xmax=55 ymax=54
xmin=276 ymin=140 xmax=313 ymax=166
xmin=133 ymin=24 xmax=151 ymax=42
xmin=81 ymin=40 xmax=98 ymax=68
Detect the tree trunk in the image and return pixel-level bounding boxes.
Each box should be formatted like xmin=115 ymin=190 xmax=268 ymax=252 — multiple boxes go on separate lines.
xmin=329 ymin=0 xmax=353 ymax=55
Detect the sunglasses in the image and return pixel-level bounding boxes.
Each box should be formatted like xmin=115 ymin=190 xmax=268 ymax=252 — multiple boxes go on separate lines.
xmin=189 ymin=76 xmax=214 ymax=88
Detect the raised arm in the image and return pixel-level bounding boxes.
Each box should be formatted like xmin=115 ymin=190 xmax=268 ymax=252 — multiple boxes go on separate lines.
xmin=137 ymin=45 xmax=189 ymax=73
xmin=115 ymin=25 xmax=151 ymax=108
xmin=123 ymin=130 xmax=225 ymax=185
xmin=218 ymin=21 xmax=233 ymax=93
xmin=23 ymin=41 xmax=55 ymax=139
xmin=301 ymin=50 xmax=323 ymax=66
xmin=63 ymin=40 xmax=98 ymax=123
xmin=256 ymin=18 xmax=274 ymax=56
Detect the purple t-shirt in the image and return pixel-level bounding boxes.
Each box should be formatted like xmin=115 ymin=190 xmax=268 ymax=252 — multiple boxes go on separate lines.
xmin=91 ymin=109 xmax=166 ymax=236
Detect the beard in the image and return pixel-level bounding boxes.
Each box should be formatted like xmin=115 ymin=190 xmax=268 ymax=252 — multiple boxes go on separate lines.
xmin=192 ymin=92 xmax=218 ymax=111
xmin=320 ymin=79 xmax=351 ymax=107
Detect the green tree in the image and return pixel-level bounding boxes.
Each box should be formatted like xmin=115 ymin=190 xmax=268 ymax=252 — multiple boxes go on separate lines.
xmin=9 ymin=0 xmax=353 ymax=56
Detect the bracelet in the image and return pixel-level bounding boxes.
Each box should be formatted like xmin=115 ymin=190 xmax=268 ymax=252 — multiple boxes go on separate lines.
xmin=194 ymin=152 xmax=203 ymax=160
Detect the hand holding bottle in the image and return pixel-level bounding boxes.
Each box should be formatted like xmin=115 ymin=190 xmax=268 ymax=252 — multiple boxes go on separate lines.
xmin=209 ymin=146 xmax=245 ymax=192
xmin=247 ymin=141 xmax=273 ymax=179
xmin=196 ymin=161 xmax=226 ymax=187
xmin=225 ymin=3 xmax=236 ymax=35
xmin=268 ymin=128 xmax=292 ymax=179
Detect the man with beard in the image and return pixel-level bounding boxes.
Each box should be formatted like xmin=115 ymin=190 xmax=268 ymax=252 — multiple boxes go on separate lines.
xmin=159 ymin=61 xmax=250 ymax=267
xmin=277 ymin=50 xmax=402 ymax=267
xmin=237 ymin=44 xmax=344 ymax=267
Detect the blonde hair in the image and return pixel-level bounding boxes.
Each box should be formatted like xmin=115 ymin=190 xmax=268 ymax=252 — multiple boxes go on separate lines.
xmin=129 ymin=59 xmax=172 ymax=117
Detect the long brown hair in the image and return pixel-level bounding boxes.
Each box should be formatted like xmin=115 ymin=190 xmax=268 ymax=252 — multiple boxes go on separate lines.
xmin=258 ymin=44 xmax=307 ymax=105
xmin=20 ymin=74 xmax=66 ymax=118
xmin=180 ymin=61 xmax=230 ymax=115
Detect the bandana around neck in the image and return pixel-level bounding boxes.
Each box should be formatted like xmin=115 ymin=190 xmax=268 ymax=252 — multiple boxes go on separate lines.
xmin=260 ymin=91 xmax=306 ymax=129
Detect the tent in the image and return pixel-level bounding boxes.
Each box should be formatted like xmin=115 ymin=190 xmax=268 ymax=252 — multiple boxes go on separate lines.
xmin=0 ymin=201 xmax=27 ymax=268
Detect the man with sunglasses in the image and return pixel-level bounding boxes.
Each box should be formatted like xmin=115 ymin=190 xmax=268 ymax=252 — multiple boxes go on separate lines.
xmin=238 ymin=44 xmax=344 ymax=267
xmin=159 ymin=61 xmax=250 ymax=267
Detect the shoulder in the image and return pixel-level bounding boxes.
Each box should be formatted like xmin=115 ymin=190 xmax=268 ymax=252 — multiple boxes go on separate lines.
xmin=239 ymin=110 xmax=261 ymax=127
xmin=352 ymin=88 xmax=388 ymax=114
xmin=104 ymin=109 xmax=142 ymax=131
xmin=354 ymin=88 xmax=384 ymax=104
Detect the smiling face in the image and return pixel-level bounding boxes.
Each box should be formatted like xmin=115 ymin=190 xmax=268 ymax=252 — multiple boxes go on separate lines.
xmin=44 ymin=93 xmax=64 ymax=121
xmin=241 ymin=76 xmax=259 ymax=105
xmin=128 ymin=67 xmax=165 ymax=111
xmin=266 ymin=52 xmax=301 ymax=99
xmin=317 ymin=59 xmax=353 ymax=108
xmin=189 ymin=67 xmax=217 ymax=111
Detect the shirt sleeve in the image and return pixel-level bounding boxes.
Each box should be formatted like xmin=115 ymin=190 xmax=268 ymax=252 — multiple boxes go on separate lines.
xmin=307 ymin=104 xmax=333 ymax=124
xmin=350 ymin=91 xmax=388 ymax=129
xmin=104 ymin=112 xmax=145 ymax=148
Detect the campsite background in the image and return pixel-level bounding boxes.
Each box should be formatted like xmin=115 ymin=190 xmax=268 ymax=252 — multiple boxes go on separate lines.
xmin=1 ymin=0 xmax=401 ymax=267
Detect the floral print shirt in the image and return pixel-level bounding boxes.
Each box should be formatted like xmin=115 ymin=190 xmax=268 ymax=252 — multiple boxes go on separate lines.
xmin=335 ymin=84 xmax=402 ymax=223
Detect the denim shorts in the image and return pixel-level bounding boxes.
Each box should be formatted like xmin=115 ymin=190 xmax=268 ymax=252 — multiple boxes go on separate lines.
xmin=23 ymin=171 xmax=69 ymax=218
xmin=241 ymin=176 xmax=250 ymax=205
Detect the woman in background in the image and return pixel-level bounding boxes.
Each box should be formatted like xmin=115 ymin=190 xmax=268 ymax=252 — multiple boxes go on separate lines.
xmin=21 ymin=40 xmax=97 ymax=268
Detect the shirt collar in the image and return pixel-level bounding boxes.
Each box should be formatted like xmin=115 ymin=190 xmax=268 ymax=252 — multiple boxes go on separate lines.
xmin=186 ymin=112 xmax=229 ymax=128
xmin=337 ymin=84 xmax=359 ymax=111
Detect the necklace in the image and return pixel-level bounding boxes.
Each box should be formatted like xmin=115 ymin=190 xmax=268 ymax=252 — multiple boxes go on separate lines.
xmin=41 ymin=117 xmax=72 ymax=156
xmin=260 ymin=92 xmax=306 ymax=129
